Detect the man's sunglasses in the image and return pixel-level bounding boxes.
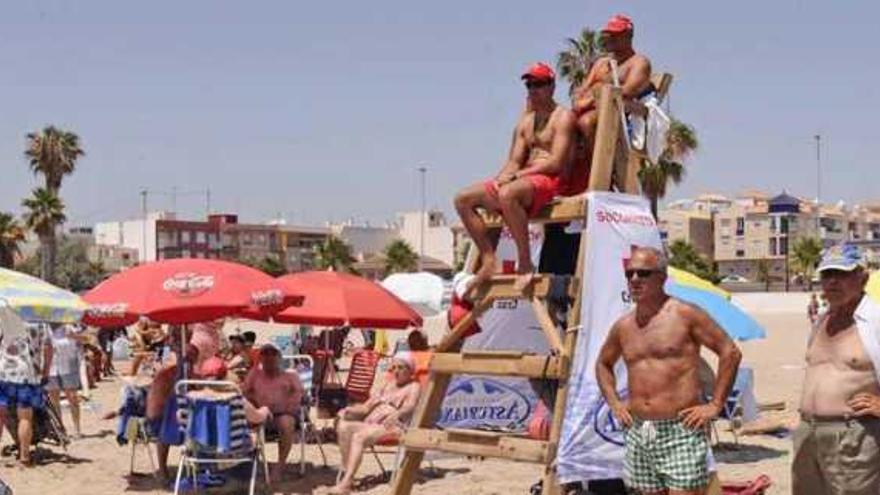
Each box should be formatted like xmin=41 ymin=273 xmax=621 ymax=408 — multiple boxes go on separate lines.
xmin=525 ymin=80 xmax=552 ymax=90
xmin=624 ymin=269 xmax=660 ymax=280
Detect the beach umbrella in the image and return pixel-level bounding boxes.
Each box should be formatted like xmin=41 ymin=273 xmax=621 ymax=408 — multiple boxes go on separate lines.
xmin=0 ymin=302 xmax=29 ymax=341
xmin=0 ymin=267 xmax=88 ymax=323
xmin=665 ymin=281 xmax=765 ymax=341
xmin=381 ymin=272 xmax=446 ymax=316
xmin=667 ymin=266 xmax=730 ymax=300
xmin=868 ymin=271 xmax=879 ymax=303
xmin=274 ymin=271 xmax=422 ymax=329
xmin=82 ymin=259 xmax=300 ymax=327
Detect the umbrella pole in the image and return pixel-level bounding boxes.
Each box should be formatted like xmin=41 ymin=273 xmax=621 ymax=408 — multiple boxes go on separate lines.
xmin=181 ymin=324 xmax=188 ymax=381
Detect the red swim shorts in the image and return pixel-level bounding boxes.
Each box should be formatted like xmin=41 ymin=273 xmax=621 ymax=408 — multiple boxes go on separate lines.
xmin=483 ymin=174 xmax=560 ymax=217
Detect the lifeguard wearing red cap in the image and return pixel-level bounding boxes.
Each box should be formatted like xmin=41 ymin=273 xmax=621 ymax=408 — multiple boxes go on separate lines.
xmin=521 ymin=62 xmax=555 ymax=82
xmin=602 ymin=14 xmax=633 ymax=34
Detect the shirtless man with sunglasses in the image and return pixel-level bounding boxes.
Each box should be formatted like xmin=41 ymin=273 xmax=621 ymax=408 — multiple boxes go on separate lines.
xmin=454 ymin=62 xmax=577 ymax=293
xmin=596 ymin=247 xmax=741 ymax=494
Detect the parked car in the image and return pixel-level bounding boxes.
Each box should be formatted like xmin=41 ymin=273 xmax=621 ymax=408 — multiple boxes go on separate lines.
xmin=721 ymin=274 xmax=750 ymax=283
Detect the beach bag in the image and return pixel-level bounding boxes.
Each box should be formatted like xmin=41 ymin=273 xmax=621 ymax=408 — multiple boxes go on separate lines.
xmin=317 ymin=386 xmax=347 ymax=418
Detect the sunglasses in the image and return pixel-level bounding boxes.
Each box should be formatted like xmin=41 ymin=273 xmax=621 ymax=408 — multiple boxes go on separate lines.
xmin=624 ymin=269 xmax=660 ymax=280
xmin=525 ymin=80 xmax=552 ymax=90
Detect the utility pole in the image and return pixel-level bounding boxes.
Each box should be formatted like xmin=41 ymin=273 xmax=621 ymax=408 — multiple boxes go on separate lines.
xmin=140 ymin=189 xmax=148 ymax=263
xmin=814 ymin=134 xmax=822 ymax=246
xmin=417 ymin=166 xmax=427 ymax=271
xmin=206 ymin=188 xmax=212 ymax=217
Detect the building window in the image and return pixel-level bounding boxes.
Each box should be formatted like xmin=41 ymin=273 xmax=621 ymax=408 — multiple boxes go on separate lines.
xmin=780 ymin=217 xmax=789 ymax=234
xmin=721 ymin=219 xmax=731 ymax=227
xmin=770 ymin=217 xmax=777 ymax=231
xmin=181 ymin=249 xmax=191 ymax=258
xmin=769 ymin=238 xmax=777 ymax=256
xmin=735 ymin=218 xmax=745 ymax=236
xmin=780 ymin=237 xmax=789 ymax=255
xmin=196 ymin=231 xmax=206 ymax=244
xmin=181 ymin=231 xmax=191 ymax=243
xmin=735 ymin=249 xmax=745 ymax=257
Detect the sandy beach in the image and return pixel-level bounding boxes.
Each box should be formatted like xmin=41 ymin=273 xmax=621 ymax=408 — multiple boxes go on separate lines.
xmin=1 ymin=297 xmax=808 ymax=494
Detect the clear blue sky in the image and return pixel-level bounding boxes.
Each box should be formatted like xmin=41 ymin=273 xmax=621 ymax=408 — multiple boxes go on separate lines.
xmin=2 ymin=1 xmax=877 ymax=227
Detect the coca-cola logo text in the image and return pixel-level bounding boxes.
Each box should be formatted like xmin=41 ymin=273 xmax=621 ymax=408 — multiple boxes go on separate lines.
xmin=162 ymin=273 xmax=215 ymax=297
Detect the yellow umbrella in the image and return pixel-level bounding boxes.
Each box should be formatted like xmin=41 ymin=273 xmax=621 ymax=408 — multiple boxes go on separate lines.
xmin=0 ymin=267 xmax=88 ymax=323
xmin=667 ymin=266 xmax=730 ymax=300
xmin=868 ymin=271 xmax=880 ymax=303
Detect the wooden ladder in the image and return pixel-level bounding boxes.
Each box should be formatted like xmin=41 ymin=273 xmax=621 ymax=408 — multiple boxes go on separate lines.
xmin=390 ymin=82 xmax=643 ymax=495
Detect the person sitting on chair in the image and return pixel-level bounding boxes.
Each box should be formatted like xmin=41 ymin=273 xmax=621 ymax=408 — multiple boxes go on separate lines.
xmin=328 ymin=353 xmax=422 ymax=494
xmin=242 ymin=343 xmax=303 ymax=482
xmin=454 ymin=62 xmax=577 ymax=294
xmin=571 ymin=14 xmax=652 ymax=183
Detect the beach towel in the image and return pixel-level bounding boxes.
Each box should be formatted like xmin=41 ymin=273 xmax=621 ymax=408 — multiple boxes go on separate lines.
xmin=854 ymin=295 xmax=880 ymax=383
xmin=629 ymin=94 xmax=671 ymax=164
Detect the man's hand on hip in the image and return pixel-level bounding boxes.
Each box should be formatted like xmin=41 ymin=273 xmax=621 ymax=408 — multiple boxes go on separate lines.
xmin=678 ymin=403 xmax=722 ymax=430
xmin=848 ymin=393 xmax=880 ymax=418
xmin=610 ymin=402 xmax=633 ymax=429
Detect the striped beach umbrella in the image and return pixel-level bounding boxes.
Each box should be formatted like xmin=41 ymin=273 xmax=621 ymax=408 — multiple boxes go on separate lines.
xmin=667 ymin=266 xmax=730 ymax=300
xmin=0 ymin=267 xmax=89 ymax=323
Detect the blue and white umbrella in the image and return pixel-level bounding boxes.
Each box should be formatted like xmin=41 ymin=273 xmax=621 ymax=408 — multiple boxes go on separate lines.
xmin=665 ymin=281 xmax=766 ymax=341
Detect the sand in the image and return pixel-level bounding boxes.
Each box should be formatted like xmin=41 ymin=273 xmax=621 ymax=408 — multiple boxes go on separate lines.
xmin=0 ymin=308 xmax=810 ymax=494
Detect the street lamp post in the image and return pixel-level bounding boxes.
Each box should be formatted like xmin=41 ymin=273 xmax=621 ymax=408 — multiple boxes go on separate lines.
xmin=417 ymin=166 xmax=427 ymax=271
xmin=814 ymin=134 xmax=822 ymax=246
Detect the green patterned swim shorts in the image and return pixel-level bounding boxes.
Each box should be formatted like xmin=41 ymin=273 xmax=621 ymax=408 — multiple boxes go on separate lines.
xmin=624 ymin=417 xmax=709 ymax=492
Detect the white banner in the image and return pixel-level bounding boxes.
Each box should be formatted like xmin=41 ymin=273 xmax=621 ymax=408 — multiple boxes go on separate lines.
xmin=438 ymin=226 xmax=549 ymax=431
xmin=557 ymin=192 xmax=663 ymax=483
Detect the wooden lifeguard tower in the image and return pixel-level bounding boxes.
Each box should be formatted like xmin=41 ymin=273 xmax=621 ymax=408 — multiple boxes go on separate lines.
xmin=390 ymin=75 xmax=672 ymax=495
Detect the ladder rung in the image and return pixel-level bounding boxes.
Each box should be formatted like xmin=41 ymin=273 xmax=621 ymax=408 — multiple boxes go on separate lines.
xmin=481 ymin=195 xmax=587 ymax=227
xmin=429 ymin=352 xmax=562 ymax=379
xmin=402 ymin=427 xmax=550 ymax=464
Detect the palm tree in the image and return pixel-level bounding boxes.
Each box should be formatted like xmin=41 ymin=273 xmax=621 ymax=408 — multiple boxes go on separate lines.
xmin=667 ymin=239 xmax=717 ymax=283
xmin=790 ymin=236 xmax=823 ymax=289
xmin=383 ymin=239 xmax=419 ymax=276
xmin=25 ymin=126 xmax=85 ymax=194
xmin=313 ymin=235 xmax=356 ymax=273
xmin=755 ymin=259 xmax=772 ymax=291
xmin=22 ymin=188 xmax=66 ymax=281
xmin=639 ymin=120 xmax=699 ymax=218
xmin=0 ymin=212 xmax=26 ymax=268
xmin=556 ymin=28 xmax=603 ymax=95
xmin=242 ymin=255 xmax=287 ymax=277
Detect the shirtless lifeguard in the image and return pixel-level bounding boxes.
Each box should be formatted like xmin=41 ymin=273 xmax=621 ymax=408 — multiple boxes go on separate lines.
xmin=596 ymin=247 xmax=741 ymax=494
xmin=794 ymin=244 xmax=880 ymax=495
xmin=572 ymin=14 xmax=652 ymax=176
xmin=454 ymin=62 xmax=576 ymax=292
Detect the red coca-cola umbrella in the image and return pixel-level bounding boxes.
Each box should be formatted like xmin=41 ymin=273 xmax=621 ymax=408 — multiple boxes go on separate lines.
xmin=82 ymin=259 xmax=302 ymax=327
xmin=274 ymin=271 xmax=422 ymax=329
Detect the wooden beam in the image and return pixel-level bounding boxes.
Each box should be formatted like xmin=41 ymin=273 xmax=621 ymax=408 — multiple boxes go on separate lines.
xmin=623 ymin=151 xmax=642 ymax=195
xmin=480 ymin=195 xmax=588 ymax=228
xmin=530 ymin=297 xmax=565 ymax=356
xmin=587 ymin=85 xmax=620 ymax=192
xmin=541 ymin=199 xmax=589 ymax=495
xmin=403 ymin=428 xmax=550 ymax=464
xmin=429 ymin=352 xmax=563 ymax=379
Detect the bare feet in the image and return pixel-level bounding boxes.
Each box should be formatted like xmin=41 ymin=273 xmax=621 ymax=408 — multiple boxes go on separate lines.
xmin=513 ymin=261 xmax=536 ymax=292
xmin=326 ymin=481 xmax=353 ymax=494
xmin=466 ymin=253 xmax=497 ymax=299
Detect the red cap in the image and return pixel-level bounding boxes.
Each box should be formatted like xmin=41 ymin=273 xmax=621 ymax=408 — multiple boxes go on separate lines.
xmin=602 ymin=14 xmax=633 ymax=34
xmin=521 ymin=62 xmax=555 ymax=82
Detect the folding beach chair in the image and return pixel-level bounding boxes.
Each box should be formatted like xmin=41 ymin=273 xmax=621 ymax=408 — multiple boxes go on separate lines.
xmin=173 ymin=380 xmax=269 ymax=495
xmin=344 ymin=350 xmax=380 ymax=404
xmin=280 ymin=354 xmax=329 ymax=475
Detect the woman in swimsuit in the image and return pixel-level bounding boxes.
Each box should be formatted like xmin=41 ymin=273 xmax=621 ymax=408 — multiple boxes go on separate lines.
xmin=326 ymin=354 xmax=421 ymax=494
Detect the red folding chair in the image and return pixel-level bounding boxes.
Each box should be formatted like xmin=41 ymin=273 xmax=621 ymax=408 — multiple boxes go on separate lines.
xmin=344 ymin=350 xmax=380 ymax=404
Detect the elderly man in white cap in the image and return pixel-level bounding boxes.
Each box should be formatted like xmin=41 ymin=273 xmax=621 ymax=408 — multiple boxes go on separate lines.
xmin=242 ymin=342 xmax=303 ymax=482
xmin=327 ymin=352 xmax=421 ymax=494
xmin=794 ymin=243 xmax=880 ymax=494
